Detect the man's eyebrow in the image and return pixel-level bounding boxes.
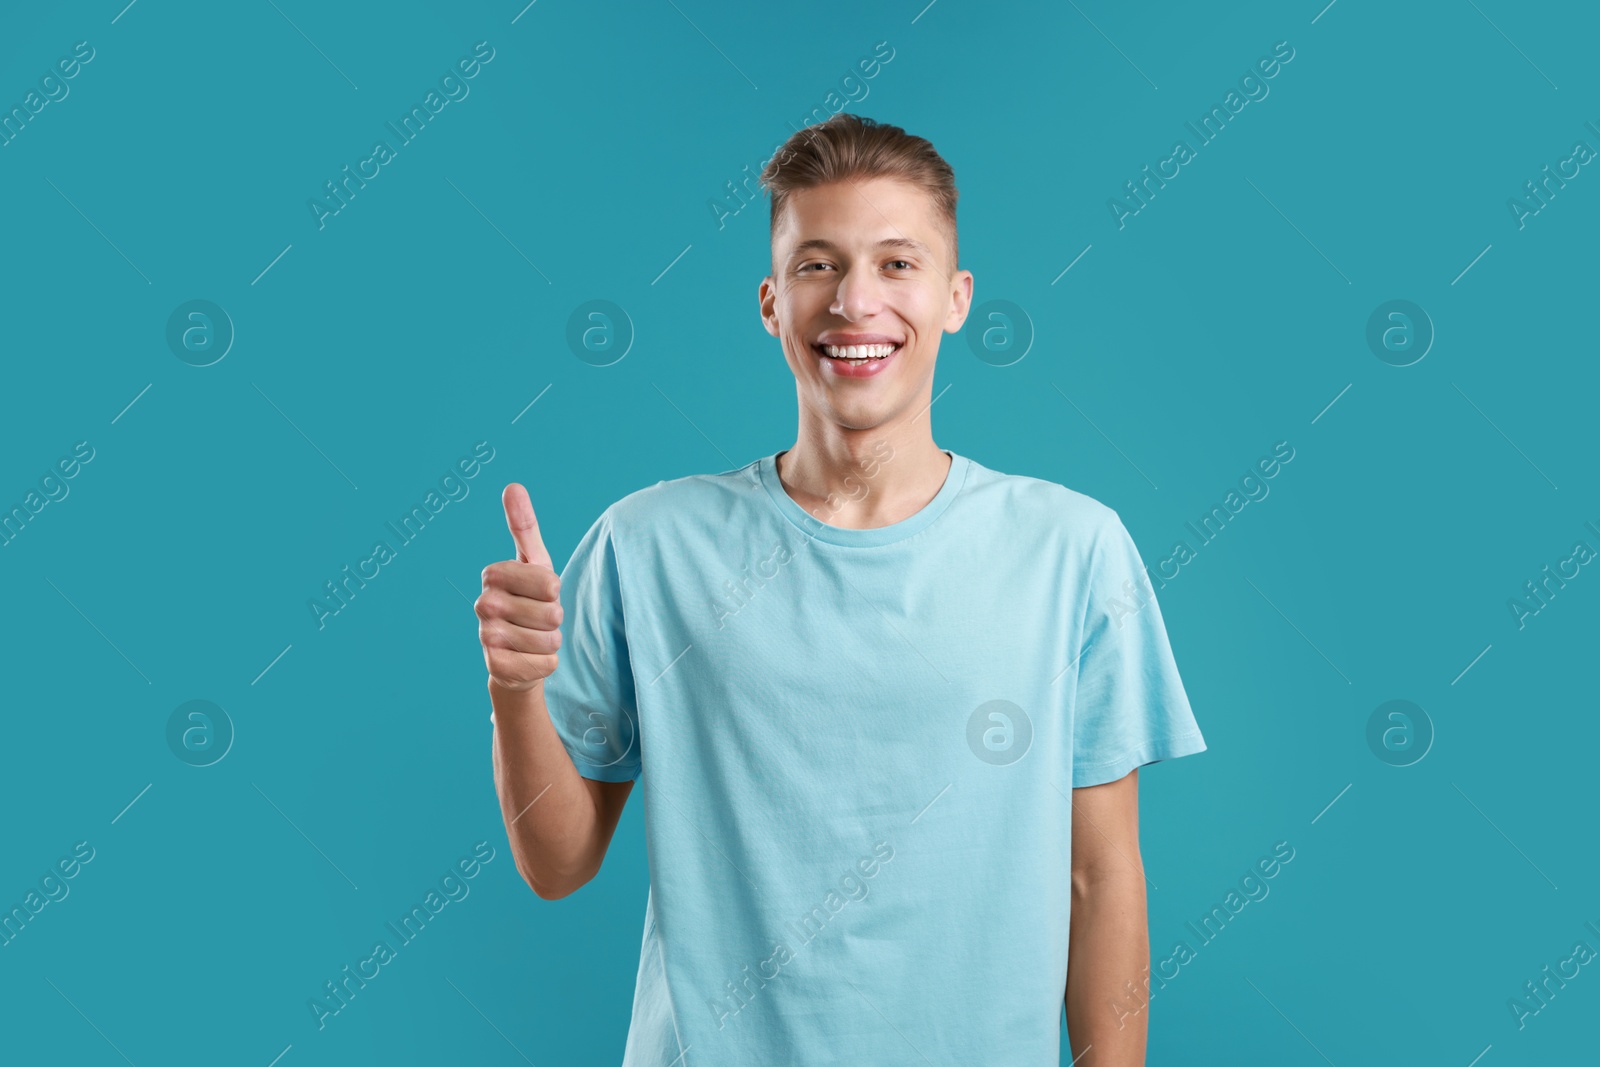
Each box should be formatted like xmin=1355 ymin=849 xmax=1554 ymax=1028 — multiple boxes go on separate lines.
xmin=788 ymin=237 xmax=934 ymax=258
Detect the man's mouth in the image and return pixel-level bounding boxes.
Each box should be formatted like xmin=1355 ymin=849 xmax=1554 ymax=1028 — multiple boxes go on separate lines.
xmin=812 ymin=342 xmax=902 ymax=365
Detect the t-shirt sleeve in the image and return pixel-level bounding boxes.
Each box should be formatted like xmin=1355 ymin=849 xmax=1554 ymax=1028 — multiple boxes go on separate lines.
xmin=491 ymin=505 xmax=642 ymax=782
xmin=1070 ymin=511 xmax=1206 ymax=788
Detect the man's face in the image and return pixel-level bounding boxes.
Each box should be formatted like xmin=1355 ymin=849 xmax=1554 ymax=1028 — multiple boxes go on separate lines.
xmin=759 ymin=177 xmax=973 ymax=433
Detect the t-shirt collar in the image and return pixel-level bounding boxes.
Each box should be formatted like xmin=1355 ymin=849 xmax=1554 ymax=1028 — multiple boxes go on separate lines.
xmin=756 ymin=449 xmax=969 ymax=547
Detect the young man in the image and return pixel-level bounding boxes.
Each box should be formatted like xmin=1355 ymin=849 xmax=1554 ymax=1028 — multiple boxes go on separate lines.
xmin=479 ymin=113 xmax=1206 ymax=1066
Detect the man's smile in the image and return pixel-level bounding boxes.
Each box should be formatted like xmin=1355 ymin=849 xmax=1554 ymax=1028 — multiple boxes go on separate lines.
xmin=812 ymin=331 xmax=904 ymax=375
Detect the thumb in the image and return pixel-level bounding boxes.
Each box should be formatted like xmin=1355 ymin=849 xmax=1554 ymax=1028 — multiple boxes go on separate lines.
xmin=502 ymin=483 xmax=554 ymax=570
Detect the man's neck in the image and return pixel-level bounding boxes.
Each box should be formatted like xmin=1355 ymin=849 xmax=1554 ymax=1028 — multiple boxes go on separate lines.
xmin=775 ymin=412 xmax=951 ymax=531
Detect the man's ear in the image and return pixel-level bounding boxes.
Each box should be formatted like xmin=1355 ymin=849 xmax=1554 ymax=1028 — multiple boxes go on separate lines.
xmin=943 ymin=269 xmax=975 ymax=334
xmin=758 ymin=275 xmax=780 ymax=338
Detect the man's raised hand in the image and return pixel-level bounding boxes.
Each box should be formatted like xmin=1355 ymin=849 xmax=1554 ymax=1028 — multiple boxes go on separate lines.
xmin=477 ymin=483 xmax=562 ymax=691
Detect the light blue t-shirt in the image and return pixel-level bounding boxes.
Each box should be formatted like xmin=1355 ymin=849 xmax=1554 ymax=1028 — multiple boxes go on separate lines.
xmin=537 ymin=449 xmax=1206 ymax=1065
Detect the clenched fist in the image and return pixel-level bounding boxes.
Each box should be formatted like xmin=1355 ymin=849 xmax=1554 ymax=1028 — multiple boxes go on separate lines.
xmin=477 ymin=484 xmax=563 ymax=691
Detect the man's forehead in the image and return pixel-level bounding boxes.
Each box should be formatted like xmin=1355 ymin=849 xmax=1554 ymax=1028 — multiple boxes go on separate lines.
xmin=773 ymin=178 xmax=953 ymax=266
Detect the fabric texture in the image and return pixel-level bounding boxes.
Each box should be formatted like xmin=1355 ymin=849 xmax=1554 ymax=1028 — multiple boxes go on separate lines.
xmin=526 ymin=449 xmax=1206 ymax=1065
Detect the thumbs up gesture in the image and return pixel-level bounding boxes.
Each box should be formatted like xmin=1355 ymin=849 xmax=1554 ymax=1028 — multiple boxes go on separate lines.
xmin=477 ymin=484 xmax=563 ymax=691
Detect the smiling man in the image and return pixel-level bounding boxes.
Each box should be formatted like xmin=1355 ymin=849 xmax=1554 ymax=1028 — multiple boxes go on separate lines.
xmin=479 ymin=113 xmax=1207 ymax=1066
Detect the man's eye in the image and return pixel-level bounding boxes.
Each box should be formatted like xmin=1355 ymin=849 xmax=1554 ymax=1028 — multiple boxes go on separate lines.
xmin=799 ymin=262 xmax=833 ymax=272
xmin=886 ymin=260 xmax=913 ymax=270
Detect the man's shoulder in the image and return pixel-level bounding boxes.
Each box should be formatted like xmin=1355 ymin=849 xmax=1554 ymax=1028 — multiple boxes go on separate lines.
xmin=959 ymin=452 xmax=1124 ymax=537
xmin=601 ymin=457 xmax=765 ymax=528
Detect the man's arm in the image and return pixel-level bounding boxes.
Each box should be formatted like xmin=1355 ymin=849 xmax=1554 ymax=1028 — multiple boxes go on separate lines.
xmin=481 ymin=484 xmax=633 ymax=900
xmin=1065 ymin=768 xmax=1148 ymax=1065
xmin=489 ymin=679 xmax=632 ymax=899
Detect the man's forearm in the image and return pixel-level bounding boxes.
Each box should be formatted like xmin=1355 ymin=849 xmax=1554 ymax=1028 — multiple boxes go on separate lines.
xmin=1065 ymin=868 xmax=1150 ymax=1065
xmin=489 ymin=678 xmax=605 ymax=898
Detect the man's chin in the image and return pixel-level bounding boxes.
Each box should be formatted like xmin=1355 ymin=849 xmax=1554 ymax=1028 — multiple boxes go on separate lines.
xmin=809 ymin=393 xmax=920 ymax=434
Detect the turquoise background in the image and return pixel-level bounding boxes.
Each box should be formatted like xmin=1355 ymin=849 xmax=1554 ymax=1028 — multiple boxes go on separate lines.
xmin=2 ymin=0 xmax=1597 ymax=1063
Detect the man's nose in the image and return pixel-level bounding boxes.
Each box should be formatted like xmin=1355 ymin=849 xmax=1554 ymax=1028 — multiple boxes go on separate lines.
xmin=829 ymin=266 xmax=886 ymax=319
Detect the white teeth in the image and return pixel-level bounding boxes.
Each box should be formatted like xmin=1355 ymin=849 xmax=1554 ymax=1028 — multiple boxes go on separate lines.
xmin=822 ymin=343 xmax=898 ymax=360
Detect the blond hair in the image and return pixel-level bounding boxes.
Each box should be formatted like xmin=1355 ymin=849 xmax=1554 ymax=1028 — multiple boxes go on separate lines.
xmin=760 ymin=113 xmax=959 ymax=270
